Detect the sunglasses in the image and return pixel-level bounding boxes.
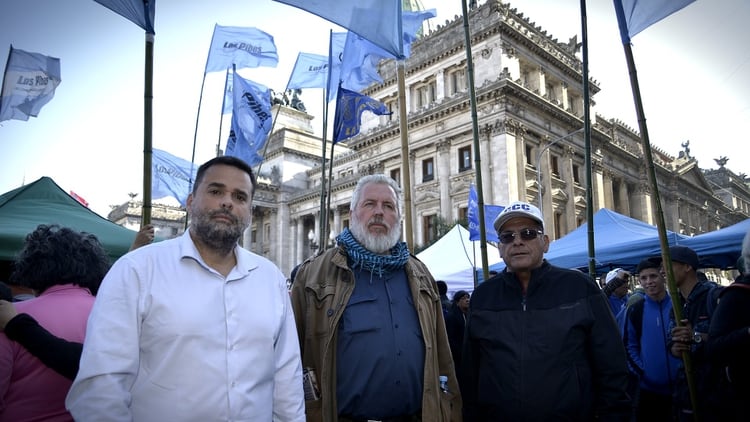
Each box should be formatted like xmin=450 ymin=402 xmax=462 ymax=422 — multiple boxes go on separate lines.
xmin=498 ymin=228 xmax=543 ymax=244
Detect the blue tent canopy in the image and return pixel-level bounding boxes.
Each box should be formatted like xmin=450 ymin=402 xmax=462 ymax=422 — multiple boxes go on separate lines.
xmin=679 ymin=218 xmax=750 ymax=270
xmin=488 ymin=208 xmax=687 ymax=275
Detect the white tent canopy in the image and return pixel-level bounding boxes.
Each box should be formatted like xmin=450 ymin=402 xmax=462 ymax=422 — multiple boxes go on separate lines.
xmin=417 ymin=225 xmax=502 ymax=297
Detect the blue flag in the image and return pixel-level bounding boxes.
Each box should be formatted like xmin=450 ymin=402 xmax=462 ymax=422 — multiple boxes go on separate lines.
xmin=0 ymin=46 xmax=62 ymax=123
xmin=287 ymin=52 xmax=329 ymax=90
xmin=340 ymin=32 xmax=390 ymax=92
xmin=333 ymin=86 xmax=391 ymax=144
xmin=152 ymin=148 xmax=197 ymax=207
xmin=205 ymin=25 xmax=279 ymax=73
xmin=226 ymin=72 xmax=272 ymax=166
xmin=94 ymin=0 xmax=155 ymax=34
xmin=326 ymin=32 xmax=347 ymax=102
xmin=467 ymin=184 xmax=504 ymax=243
xmin=401 ymin=9 xmax=436 ymax=57
xmin=613 ymin=0 xmax=695 ymax=43
xmin=274 ymin=0 xmax=403 ymax=59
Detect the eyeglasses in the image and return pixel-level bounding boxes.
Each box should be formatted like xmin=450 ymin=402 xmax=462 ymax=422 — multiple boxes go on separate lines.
xmin=498 ymin=228 xmax=543 ymax=244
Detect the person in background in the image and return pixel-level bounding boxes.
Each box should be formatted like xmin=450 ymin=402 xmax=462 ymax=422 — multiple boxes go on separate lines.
xmin=604 ymin=268 xmax=631 ymax=316
xmin=624 ymin=257 xmax=680 ymax=421
xmin=0 ymin=224 xmax=110 ymax=421
xmin=291 ymin=174 xmax=461 ymax=422
xmin=445 ymin=290 xmax=470 ymax=375
xmin=436 ymin=280 xmax=451 ymax=316
xmin=667 ymin=245 xmax=723 ymax=421
xmin=706 ymin=229 xmax=750 ymax=420
xmin=461 ymin=201 xmax=631 ymax=421
xmin=65 ymin=156 xmax=305 ymax=421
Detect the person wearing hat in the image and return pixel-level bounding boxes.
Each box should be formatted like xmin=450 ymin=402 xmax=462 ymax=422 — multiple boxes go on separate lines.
xmin=665 ymin=245 xmax=725 ymax=421
xmin=603 ymin=268 xmax=631 ymax=316
xmin=461 ymin=201 xmax=631 ymax=421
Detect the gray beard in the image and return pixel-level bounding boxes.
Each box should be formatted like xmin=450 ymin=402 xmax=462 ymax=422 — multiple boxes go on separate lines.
xmin=350 ymin=218 xmax=401 ymax=254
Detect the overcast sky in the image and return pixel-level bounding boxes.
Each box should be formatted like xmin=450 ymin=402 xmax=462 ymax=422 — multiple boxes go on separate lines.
xmin=1 ymin=0 xmax=747 ymax=218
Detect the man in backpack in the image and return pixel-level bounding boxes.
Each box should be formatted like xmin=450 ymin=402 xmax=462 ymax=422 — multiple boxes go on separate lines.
xmin=625 ymin=257 xmax=680 ymax=421
xmin=667 ymin=245 xmax=724 ymax=421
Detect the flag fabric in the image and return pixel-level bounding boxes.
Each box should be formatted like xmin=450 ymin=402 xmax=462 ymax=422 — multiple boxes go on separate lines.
xmin=225 ymin=72 xmax=272 ymax=166
xmin=205 ymin=25 xmax=279 ymax=73
xmin=287 ymin=52 xmax=329 ymax=90
xmin=613 ymin=0 xmax=695 ymax=43
xmin=94 ymin=0 xmax=155 ymax=34
xmin=274 ymin=0 xmax=403 ymax=59
xmin=326 ymin=32 xmax=347 ymax=102
xmin=0 ymin=46 xmax=62 ymax=123
xmin=332 ymin=86 xmax=390 ymax=143
xmin=467 ymin=184 xmax=504 ymax=243
xmin=69 ymin=191 xmax=90 ymax=207
xmin=340 ymin=32 xmax=391 ymax=92
xmin=152 ymin=148 xmax=197 ymax=207
xmin=401 ymin=9 xmax=436 ymax=57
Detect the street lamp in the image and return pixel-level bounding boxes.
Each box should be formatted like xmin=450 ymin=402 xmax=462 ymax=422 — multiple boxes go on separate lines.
xmin=307 ymin=229 xmax=318 ymax=255
xmin=536 ymin=128 xmax=585 ymax=215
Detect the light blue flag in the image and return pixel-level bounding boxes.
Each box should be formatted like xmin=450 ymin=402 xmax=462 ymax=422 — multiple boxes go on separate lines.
xmin=333 ymin=86 xmax=391 ymax=143
xmin=226 ymin=72 xmax=272 ymax=166
xmin=287 ymin=52 xmax=329 ymax=90
xmin=205 ymin=25 xmax=279 ymax=73
xmin=94 ymin=0 xmax=155 ymax=34
xmin=401 ymin=9 xmax=436 ymax=57
xmin=274 ymin=0 xmax=403 ymax=59
xmin=0 ymin=46 xmax=62 ymax=123
xmin=340 ymin=32 xmax=390 ymax=92
xmin=613 ymin=0 xmax=695 ymax=43
xmin=326 ymin=32 xmax=347 ymax=102
xmin=152 ymin=148 xmax=197 ymax=207
xmin=467 ymin=184 xmax=504 ymax=243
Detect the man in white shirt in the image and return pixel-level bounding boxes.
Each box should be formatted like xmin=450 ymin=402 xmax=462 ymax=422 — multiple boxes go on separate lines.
xmin=66 ymin=156 xmax=305 ymax=421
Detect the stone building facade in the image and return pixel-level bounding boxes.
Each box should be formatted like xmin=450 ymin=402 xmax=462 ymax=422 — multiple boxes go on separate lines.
xmin=109 ymin=1 xmax=749 ymax=278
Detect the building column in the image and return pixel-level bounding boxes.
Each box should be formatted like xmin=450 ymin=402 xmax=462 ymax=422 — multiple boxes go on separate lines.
xmin=437 ymin=140 xmax=451 ymax=218
xmin=296 ymin=218 xmax=303 ymax=266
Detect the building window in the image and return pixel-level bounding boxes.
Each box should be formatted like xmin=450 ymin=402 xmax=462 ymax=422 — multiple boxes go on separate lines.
xmin=458 ymin=146 xmax=472 ymax=172
xmin=448 ymin=68 xmax=466 ymax=95
xmin=551 ymin=155 xmax=559 ymax=176
xmin=415 ymin=80 xmax=436 ymax=109
xmin=554 ymin=212 xmax=563 ymax=239
xmin=390 ymin=168 xmax=401 ymax=186
xmin=343 ymin=219 xmax=349 ymax=229
xmin=386 ymin=99 xmax=397 ymax=122
xmin=251 ymin=229 xmax=257 ymax=243
xmin=526 ymin=145 xmax=534 ymax=167
xmin=422 ymin=158 xmax=434 ymax=182
xmin=423 ymin=214 xmax=438 ymax=244
xmin=458 ymin=207 xmax=468 ymax=222
xmin=572 ymin=164 xmax=581 ymax=184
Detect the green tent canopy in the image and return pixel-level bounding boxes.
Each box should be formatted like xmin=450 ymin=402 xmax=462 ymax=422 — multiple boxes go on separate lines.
xmin=0 ymin=176 xmax=136 ymax=263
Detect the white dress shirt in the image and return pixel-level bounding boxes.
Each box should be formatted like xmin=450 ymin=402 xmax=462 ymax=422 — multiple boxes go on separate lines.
xmin=66 ymin=231 xmax=304 ymax=422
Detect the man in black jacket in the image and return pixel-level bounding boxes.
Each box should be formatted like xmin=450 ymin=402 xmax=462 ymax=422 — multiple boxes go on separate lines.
xmin=461 ymin=201 xmax=631 ymax=421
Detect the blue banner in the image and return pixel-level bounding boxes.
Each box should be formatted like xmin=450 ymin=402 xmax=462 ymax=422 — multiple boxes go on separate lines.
xmin=333 ymin=86 xmax=390 ymax=143
xmin=467 ymin=184 xmax=504 ymax=242
xmin=614 ymin=0 xmax=695 ymax=43
xmin=94 ymin=0 xmax=155 ymax=34
xmin=287 ymin=52 xmax=329 ymax=90
xmin=225 ymin=72 xmax=272 ymax=166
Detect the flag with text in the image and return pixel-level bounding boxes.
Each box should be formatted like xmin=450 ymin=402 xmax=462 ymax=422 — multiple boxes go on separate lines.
xmin=0 ymin=46 xmax=62 ymax=122
xmin=205 ymin=25 xmax=278 ymax=73
xmin=287 ymin=52 xmax=329 ymax=90
xmin=152 ymin=148 xmax=197 ymax=207
xmin=226 ymin=72 xmax=272 ymax=166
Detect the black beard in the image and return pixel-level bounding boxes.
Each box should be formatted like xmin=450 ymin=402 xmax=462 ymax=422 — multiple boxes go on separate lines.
xmin=191 ymin=209 xmax=246 ymax=255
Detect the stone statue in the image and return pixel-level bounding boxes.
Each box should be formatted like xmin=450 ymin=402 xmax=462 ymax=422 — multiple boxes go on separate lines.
xmin=714 ymin=156 xmax=729 ymax=168
xmin=680 ymin=140 xmax=691 ymax=159
xmin=289 ymin=89 xmax=306 ymax=113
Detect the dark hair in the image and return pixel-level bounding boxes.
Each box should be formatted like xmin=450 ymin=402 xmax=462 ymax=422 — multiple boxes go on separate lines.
xmin=636 ymin=257 xmax=660 ymax=274
xmin=193 ymin=156 xmax=257 ymax=196
xmin=452 ymin=290 xmax=470 ymax=303
xmin=9 ymin=224 xmax=111 ymax=295
xmin=436 ymin=280 xmax=448 ymax=295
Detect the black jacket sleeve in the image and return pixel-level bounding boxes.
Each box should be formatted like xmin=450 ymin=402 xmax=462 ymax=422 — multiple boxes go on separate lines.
xmin=4 ymin=313 xmax=82 ymax=380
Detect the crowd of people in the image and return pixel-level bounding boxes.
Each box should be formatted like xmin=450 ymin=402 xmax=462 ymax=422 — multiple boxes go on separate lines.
xmin=0 ymin=163 xmax=748 ymax=421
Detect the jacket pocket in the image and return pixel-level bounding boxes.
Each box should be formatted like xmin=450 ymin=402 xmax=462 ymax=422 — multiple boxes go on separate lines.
xmin=439 ymin=390 xmax=460 ymax=421
xmin=305 ymin=398 xmax=322 ymax=422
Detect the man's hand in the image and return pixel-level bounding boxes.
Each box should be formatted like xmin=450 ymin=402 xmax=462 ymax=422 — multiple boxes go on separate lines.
xmin=670 ymin=319 xmax=693 ymax=357
xmin=130 ymin=224 xmax=155 ymax=251
xmin=0 ymin=300 xmax=18 ymax=330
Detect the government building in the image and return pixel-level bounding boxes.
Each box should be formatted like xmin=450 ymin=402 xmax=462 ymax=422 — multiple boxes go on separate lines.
xmin=109 ymin=0 xmax=750 ymax=278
